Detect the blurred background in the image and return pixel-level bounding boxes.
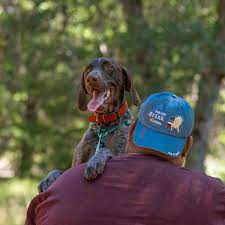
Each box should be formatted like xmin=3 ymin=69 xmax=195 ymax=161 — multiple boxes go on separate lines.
xmin=0 ymin=0 xmax=225 ymax=224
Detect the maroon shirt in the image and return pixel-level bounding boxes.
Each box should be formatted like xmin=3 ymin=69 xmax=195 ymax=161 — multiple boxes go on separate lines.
xmin=25 ymin=154 xmax=225 ymax=225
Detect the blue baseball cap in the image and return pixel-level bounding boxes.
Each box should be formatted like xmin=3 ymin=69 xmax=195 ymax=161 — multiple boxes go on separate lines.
xmin=133 ymin=92 xmax=194 ymax=157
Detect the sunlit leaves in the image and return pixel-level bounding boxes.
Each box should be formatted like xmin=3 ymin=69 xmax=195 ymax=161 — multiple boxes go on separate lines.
xmin=0 ymin=0 xmax=224 ymax=178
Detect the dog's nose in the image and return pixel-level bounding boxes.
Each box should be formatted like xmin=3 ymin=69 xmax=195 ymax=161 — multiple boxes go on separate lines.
xmin=86 ymin=72 xmax=100 ymax=84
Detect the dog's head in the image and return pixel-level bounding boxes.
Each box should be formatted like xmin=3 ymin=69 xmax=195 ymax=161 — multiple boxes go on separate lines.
xmin=77 ymin=57 xmax=140 ymax=114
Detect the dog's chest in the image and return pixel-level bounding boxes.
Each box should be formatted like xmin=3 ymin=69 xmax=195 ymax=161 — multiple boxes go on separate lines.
xmin=90 ymin=122 xmax=130 ymax=156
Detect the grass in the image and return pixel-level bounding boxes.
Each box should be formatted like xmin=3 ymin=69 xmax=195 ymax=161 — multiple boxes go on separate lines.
xmin=0 ymin=178 xmax=38 ymax=225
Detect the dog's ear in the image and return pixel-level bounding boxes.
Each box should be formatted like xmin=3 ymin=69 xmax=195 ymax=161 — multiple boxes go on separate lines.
xmin=121 ymin=65 xmax=141 ymax=106
xmin=77 ymin=72 xmax=88 ymax=111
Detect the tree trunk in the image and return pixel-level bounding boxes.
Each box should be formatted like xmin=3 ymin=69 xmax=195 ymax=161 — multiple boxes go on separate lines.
xmin=121 ymin=0 xmax=154 ymax=94
xmin=186 ymin=70 xmax=224 ymax=170
xmin=18 ymin=97 xmax=37 ymax=177
xmin=186 ymin=0 xmax=225 ymax=170
xmin=121 ymin=0 xmax=147 ymax=64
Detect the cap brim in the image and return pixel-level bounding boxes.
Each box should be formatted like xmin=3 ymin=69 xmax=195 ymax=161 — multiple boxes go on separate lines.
xmin=133 ymin=121 xmax=186 ymax=157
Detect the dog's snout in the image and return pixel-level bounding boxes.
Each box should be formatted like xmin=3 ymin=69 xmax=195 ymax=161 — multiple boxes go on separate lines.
xmin=86 ymin=72 xmax=100 ymax=84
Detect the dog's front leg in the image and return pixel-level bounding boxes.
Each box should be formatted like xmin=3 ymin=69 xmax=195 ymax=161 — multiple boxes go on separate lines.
xmin=72 ymin=127 xmax=98 ymax=166
xmin=84 ymin=147 xmax=113 ymax=180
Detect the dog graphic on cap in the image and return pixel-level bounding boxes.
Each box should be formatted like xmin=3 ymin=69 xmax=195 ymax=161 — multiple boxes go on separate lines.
xmin=167 ymin=116 xmax=183 ymax=133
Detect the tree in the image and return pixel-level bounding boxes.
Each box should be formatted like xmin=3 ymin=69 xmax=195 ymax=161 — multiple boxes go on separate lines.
xmin=0 ymin=0 xmax=224 ymax=177
xmin=186 ymin=0 xmax=225 ymax=170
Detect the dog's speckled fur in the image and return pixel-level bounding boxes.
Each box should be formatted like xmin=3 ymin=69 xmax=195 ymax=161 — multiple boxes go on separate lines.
xmin=73 ymin=110 xmax=133 ymax=179
xmin=38 ymin=58 xmax=140 ymax=192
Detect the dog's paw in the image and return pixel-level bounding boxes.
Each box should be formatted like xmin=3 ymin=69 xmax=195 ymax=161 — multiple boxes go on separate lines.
xmin=38 ymin=170 xmax=63 ymax=193
xmin=84 ymin=158 xmax=105 ymax=180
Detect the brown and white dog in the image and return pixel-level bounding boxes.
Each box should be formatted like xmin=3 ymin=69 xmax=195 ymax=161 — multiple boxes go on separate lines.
xmin=38 ymin=57 xmax=140 ymax=192
xmin=73 ymin=57 xmax=140 ymax=179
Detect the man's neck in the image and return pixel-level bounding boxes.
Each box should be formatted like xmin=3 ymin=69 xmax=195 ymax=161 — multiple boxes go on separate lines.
xmin=126 ymin=144 xmax=183 ymax=167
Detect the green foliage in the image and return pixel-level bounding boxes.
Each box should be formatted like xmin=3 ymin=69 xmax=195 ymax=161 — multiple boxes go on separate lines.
xmin=0 ymin=0 xmax=224 ymax=223
xmin=0 ymin=178 xmax=38 ymax=225
xmin=0 ymin=0 xmax=224 ymax=177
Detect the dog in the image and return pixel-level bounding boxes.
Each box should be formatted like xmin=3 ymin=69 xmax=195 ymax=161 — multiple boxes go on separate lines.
xmin=73 ymin=57 xmax=141 ymax=179
xmin=38 ymin=57 xmax=140 ymax=192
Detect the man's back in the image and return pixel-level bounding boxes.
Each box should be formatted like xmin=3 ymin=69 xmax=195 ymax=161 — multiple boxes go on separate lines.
xmin=26 ymin=154 xmax=225 ymax=225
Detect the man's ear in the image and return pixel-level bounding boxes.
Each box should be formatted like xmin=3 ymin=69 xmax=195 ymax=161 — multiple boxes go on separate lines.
xmin=121 ymin=65 xmax=141 ymax=106
xmin=182 ymin=136 xmax=193 ymax=157
xmin=77 ymin=73 xmax=88 ymax=111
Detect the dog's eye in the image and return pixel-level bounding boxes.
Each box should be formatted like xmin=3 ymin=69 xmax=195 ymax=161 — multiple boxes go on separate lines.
xmin=103 ymin=63 xmax=114 ymax=74
xmin=85 ymin=67 xmax=92 ymax=74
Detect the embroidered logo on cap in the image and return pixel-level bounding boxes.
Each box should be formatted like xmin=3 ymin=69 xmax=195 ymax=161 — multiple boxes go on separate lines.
xmin=149 ymin=110 xmax=166 ymax=126
xmin=166 ymin=116 xmax=183 ymax=133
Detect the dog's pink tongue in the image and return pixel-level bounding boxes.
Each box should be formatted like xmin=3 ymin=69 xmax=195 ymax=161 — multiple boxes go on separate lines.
xmin=87 ymin=90 xmax=105 ymax=112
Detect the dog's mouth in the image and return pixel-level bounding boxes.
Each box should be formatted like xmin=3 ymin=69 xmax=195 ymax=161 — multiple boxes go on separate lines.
xmin=87 ymin=87 xmax=114 ymax=112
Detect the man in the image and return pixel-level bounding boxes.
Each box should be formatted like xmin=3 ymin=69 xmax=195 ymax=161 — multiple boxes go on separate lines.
xmin=25 ymin=92 xmax=225 ymax=225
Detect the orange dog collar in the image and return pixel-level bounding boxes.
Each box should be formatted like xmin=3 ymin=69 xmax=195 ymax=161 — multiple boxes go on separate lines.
xmin=88 ymin=101 xmax=128 ymax=124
